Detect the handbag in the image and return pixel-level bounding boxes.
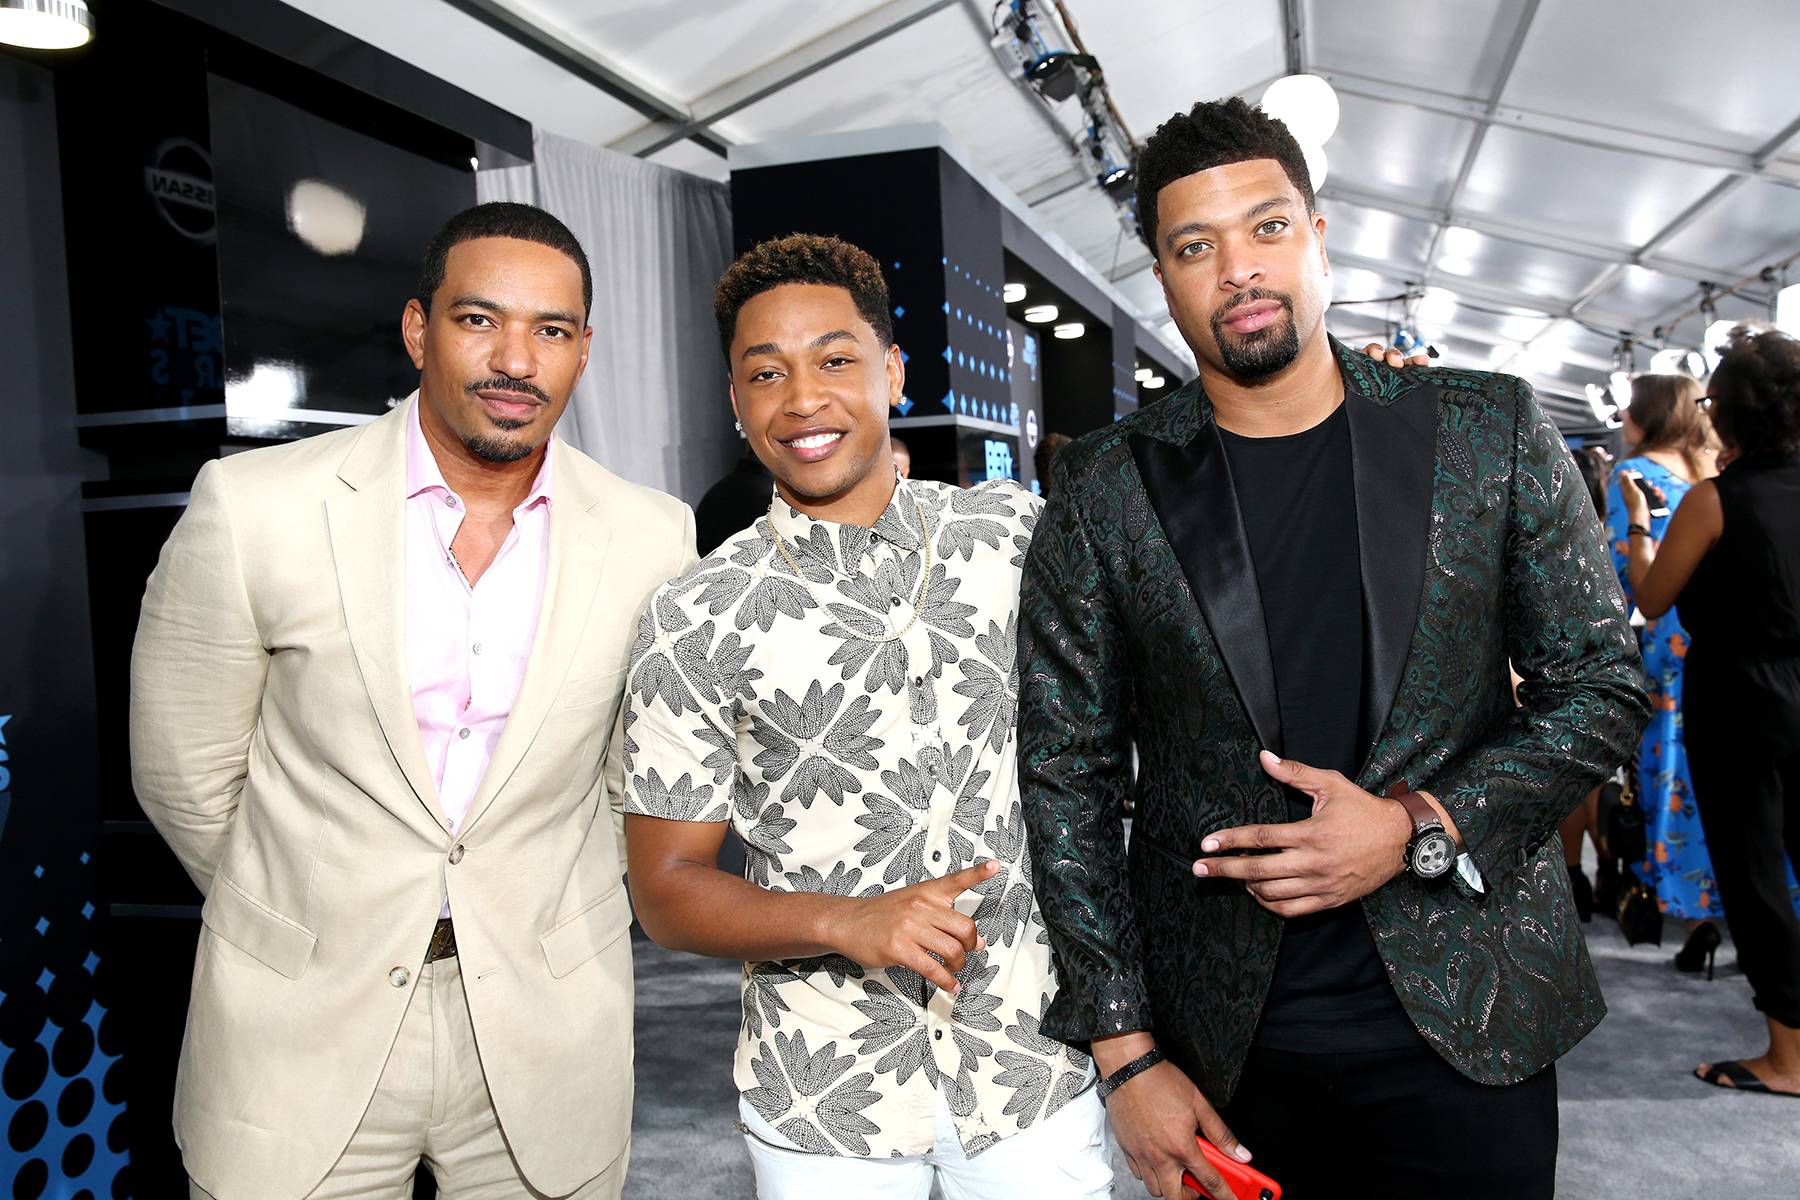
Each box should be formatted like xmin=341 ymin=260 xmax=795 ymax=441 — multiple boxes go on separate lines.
xmin=1602 ymin=752 xmax=1663 ymax=944
xmin=1599 ymin=760 xmax=1647 ymax=869
xmin=1616 ymin=872 xmax=1664 ymax=946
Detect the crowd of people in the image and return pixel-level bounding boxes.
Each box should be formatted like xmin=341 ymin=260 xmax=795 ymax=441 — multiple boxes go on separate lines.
xmin=1596 ymin=332 xmax=1800 ymax=1098
xmin=122 ymin=88 xmax=1799 ymax=1200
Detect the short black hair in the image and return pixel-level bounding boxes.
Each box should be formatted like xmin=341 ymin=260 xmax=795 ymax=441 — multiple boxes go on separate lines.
xmin=1709 ymin=325 xmax=1800 ymax=459
xmin=1134 ymin=96 xmax=1316 ymax=256
xmin=714 ymin=233 xmax=893 ymax=362
xmin=417 ymin=202 xmax=592 ymax=320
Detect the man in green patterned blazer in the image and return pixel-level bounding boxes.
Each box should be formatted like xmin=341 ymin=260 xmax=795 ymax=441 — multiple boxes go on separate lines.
xmin=1017 ymin=97 xmax=1649 ymax=1200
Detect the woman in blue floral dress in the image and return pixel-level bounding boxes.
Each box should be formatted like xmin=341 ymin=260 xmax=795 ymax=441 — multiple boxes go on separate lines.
xmin=1608 ymin=375 xmax=1721 ymax=969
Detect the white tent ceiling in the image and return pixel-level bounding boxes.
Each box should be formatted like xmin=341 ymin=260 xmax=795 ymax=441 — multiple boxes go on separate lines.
xmin=279 ymin=0 xmax=1800 ymax=431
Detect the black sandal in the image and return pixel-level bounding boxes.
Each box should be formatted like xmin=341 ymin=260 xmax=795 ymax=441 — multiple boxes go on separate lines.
xmin=1694 ymin=1060 xmax=1800 ymax=1098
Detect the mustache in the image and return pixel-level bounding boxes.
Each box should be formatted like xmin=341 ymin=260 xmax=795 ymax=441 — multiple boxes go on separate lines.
xmin=466 ymin=375 xmax=550 ymax=404
xmin=1213 ymin=288 xmax=1294 ymax=323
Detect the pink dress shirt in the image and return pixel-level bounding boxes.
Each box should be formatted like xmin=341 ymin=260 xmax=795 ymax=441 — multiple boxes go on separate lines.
xmin=404 ymin=400 xmax=553 ymax=862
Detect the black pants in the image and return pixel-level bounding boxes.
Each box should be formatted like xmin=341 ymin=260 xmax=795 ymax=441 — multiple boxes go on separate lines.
xmin=1685 ymin=689 xmax=1800 ymax=1029
xmin=1219 ymin=1042 xmax=1557 ymax=1200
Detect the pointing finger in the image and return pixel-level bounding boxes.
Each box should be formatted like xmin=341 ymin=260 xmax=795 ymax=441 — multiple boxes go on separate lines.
xmin=929 ymin=859 xmax=1001 ymax=900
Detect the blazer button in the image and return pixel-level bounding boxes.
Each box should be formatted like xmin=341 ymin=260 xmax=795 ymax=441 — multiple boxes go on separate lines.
xmin=449 ymin=844 xmax=465 ymax=865
xmin=389 ymin=966 xmax=410 ymax=988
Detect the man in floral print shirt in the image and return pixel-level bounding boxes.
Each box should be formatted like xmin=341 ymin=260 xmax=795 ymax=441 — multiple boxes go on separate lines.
xmin=621 ymin=234 xmax=1110 ymax=1200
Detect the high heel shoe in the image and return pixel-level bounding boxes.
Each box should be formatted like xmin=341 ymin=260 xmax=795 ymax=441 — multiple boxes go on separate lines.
xmin=1567 ymin=864 xmax=1594 ymax=923
xmin=1674 ymin=921 xmax=1722 ymax=980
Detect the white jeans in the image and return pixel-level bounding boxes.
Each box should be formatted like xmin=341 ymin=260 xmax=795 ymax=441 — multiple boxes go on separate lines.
xmin=738 ymin=1084 xmax=1113 ymax=1200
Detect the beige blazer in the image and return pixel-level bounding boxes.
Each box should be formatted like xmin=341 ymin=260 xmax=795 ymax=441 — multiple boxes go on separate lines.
xmin=130 ymin=400 xmax=695 ymax=1199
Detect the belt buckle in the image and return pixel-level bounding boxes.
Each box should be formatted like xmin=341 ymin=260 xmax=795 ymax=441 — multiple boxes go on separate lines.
xmin=426 ymin=918 xmax=457 ymax=963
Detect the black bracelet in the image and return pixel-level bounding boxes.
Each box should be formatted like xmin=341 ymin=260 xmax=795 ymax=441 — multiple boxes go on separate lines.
xmin=1097 ymin=1047 xmax=1166 ymax=1101
xmin=1627 ymin=523 xmax=1652 ymax=538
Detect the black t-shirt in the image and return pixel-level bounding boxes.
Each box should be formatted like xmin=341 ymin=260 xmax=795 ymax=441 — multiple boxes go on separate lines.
xmin=1218 ymin=402 xmax=1419 ymax=1052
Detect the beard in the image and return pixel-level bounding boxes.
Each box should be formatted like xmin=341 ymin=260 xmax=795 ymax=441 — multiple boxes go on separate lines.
xmin=1210 ymin=289 xmax=1300 ymax=381
xmin=461 ymin=374 xmax=547 ymax=462
xmin=463 ymin=427 xmax=536 ymax=463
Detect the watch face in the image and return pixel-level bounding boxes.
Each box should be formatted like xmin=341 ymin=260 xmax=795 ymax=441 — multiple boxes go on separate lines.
xmin=1411 ymin=831 xmax=1456 ymax=879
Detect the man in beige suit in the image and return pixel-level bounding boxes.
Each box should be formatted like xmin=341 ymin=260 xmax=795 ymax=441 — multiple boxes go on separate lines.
xmin=131 ymin=203 xmax=694 ymax=1199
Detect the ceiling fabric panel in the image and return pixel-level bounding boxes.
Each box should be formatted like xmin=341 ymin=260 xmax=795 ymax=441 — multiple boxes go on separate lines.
xmin=275 ymin=0 xmax=1800 ymax=428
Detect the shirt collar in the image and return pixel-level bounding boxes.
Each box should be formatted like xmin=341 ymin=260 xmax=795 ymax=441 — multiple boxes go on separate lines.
xmin=405 ymin=396 xmax=554 ymax=512
xmin=765 ymin=472 xmax=924 ymax=579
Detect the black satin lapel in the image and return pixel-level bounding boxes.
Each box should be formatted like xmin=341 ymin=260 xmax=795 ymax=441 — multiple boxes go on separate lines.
xmin=1131 ymin=427 xmax=1282 ymax=756
xmin=1348 ymin=381 xmax=1440 ymax=756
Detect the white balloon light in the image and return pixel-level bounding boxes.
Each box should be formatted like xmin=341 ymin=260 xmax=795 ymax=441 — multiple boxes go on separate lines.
xmin=1260 ymin=74 xmax=1341 ymax=146
xmin=1301 ymin=141 xmax=1328 ymax=189
xmin=287 ymin=179 xmax=367 ymax=257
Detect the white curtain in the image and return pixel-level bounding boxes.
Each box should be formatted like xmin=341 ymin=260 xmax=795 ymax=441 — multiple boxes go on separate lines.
xmin=479 ymin=131 xmax=736 ymax=506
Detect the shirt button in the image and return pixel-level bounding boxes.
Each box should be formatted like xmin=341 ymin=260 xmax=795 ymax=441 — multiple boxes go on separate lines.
xmin=444 ymin=495 xmax=458 ymax=508
xmin=449 ymin=844 xmax=465 ymax=865
xmin=458 ymin=727 xmax=471 ymax=740
xmin=934 ymin=1029 xmax=943 ymax=1040
xmin=913 ymin=676 xmax=924 ymax=687
xmin=890 ymin=597 xmax=901 ymax=607
xmin=389 ymin=967 xmax=410 ymax=988
xmin=932 ymin=851 xmax=942 ymax=863
xmin=471 ymin=643 xmax=483 ymax=656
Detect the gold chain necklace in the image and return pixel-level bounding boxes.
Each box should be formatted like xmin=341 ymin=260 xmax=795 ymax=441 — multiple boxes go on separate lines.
xmin=765 ymin=497 xmax=934 ymax=644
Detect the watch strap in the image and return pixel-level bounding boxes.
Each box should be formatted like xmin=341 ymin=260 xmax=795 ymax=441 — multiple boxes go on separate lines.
xmin=1393 ymin=790 xmax=1442 ymax=836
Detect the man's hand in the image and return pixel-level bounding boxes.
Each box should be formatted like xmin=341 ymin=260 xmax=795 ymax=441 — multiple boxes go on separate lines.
xmin=826 ymin=860 xmax=998 ymax=993
xmin=1096 ymin=1032 xmax=1251 ymax=1199
xmin=1361 ymin=342 xmax=1433 ymax=369
xmin=1191 ymin=751 xmax=1418 ymax=917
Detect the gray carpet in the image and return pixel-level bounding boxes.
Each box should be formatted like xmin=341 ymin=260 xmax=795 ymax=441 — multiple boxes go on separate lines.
xmin=624 ymin=911 xmax=1800 ymax=1198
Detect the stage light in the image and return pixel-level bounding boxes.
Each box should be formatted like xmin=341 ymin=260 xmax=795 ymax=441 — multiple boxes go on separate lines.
xmin=1145 ymin=375 xmax=1166 ymax=389
xmin=1025 ymin=50 xmax=1098 ymax=102
xmin=1610 ymin=370 xmax=1632 ymax=409
xmin=0 ymin=0 xmax=93 ymax=48
xmin=1052 ymin=322 xmax=1084 ymax=339
xmin=1023 ymin=304 xmax=1059 ymax=324
xmin=1003 ymin=282 xmax=1028 ymax=303
xmin=1648 ymin=346 xmax=1695 ymax=376
xmin=1260 ymin=74 xmax=1340 ymax=145
xmin=1703 ymin=318 xmax=1736 ymax=371
xmin=1585 ymin=383 xmax=1616 ymax=426
xmin=1134 ymin=367 xmax=1153 ymax=382
xmin=1098 ymin=164 xmax=1134 ymax=196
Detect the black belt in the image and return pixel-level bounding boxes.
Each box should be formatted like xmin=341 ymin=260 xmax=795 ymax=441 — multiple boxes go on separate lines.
xmin=425 ymin=917 xmax=458 ymax=962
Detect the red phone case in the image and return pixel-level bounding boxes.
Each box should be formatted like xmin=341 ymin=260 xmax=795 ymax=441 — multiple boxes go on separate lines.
xmin=1181 ymin=1136 xmax=1282 ymax=1200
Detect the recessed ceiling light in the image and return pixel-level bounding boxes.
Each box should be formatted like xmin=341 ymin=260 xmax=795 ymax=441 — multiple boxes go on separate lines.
xmin=1023 ymin=304 xmax=1059 ymax=324
xmin=1052 ymin=322 xmax=1084 ymax=339
xmin=1003 ymin=282 xmax=1027 ymax=303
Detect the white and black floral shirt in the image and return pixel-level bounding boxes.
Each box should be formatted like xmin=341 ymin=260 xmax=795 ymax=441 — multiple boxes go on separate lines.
xmin=622 ymin=474 xmax=1091 ymax=1159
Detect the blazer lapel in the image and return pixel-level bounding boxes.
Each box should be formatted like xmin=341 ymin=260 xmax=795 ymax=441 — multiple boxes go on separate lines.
xmin=1337 ymin=342 xmax=1440 ymax=767
xmin=1130 ymin=386 xmax=1282 ymax=756
xmin=457 ymin=440 xmax=613 ymax=839
xmin=326 ymin=403 xmax=449 ymax=834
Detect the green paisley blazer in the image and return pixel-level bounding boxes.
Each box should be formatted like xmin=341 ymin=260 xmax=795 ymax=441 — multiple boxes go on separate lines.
xmin=1017 ymin=339 xmax=1649 ymax=1096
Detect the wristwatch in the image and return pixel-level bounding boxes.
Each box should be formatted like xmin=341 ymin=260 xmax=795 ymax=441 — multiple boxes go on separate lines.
xmin=1393 ymin=790 xmax=1456 ymax=880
